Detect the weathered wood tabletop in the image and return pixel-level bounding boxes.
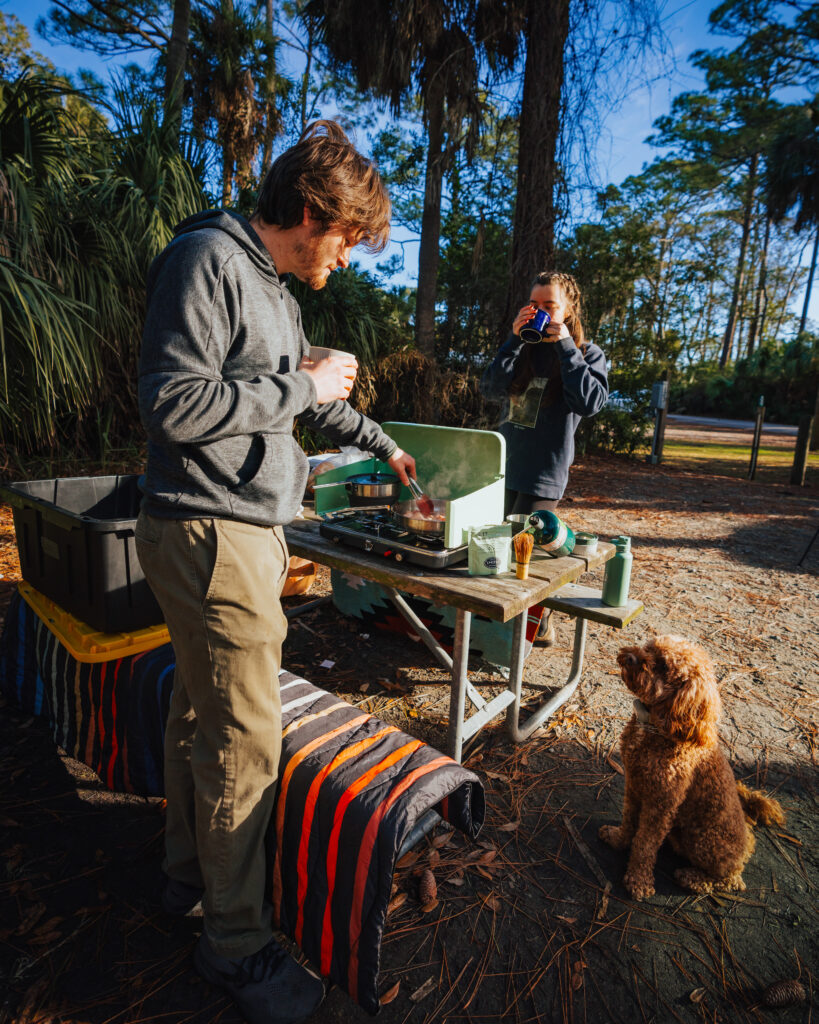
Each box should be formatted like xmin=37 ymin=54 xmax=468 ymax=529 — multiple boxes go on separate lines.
xmin=283 ymin=517 xmax=615 ymax=621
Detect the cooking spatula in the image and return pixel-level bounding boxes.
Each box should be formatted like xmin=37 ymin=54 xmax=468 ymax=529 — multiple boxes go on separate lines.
xmin=407 ymin=476 xmax=435 ymax=516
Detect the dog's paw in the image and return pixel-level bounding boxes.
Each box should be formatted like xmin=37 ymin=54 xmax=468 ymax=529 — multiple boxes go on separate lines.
xmin=598 ymin=824 xmax=630 ymax=850
xmin=623 ymin=870 xmax=655 ymax=900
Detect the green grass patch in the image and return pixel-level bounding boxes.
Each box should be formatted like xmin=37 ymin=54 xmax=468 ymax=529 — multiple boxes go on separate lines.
xmin=662 ymin=440 xmax=818 ymax=485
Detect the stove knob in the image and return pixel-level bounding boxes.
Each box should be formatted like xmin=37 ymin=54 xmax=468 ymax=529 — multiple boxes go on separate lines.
xmin=394 ymin=552 xmax=404 ymax=562
xmin=364 ymin=539 xmax=374 ymax=551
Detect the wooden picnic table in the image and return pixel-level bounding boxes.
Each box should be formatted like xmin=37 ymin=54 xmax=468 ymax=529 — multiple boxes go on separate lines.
xmin=284 ymin=517 xmax=643 ymax=762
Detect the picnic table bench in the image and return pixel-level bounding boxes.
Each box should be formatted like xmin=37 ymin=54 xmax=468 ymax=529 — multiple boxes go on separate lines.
xmin=284 ymin=517 xmax=643 ymax=762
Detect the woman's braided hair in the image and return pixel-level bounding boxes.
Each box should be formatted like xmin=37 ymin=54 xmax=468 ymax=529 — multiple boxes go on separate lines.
xmin=508 ymin=270 xmax=586 ymax=396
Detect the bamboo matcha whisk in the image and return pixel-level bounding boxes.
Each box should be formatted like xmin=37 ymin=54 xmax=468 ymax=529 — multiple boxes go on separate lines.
xmin=513 ymin=530 xmax=534 ymax=580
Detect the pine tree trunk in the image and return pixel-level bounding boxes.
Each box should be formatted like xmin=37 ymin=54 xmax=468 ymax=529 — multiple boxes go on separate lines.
xmin=261 ymin=0 xmax=276 ymax=171
xmin=415 ymin=71 xmax=446 ymax=359
xmin=500 ymin=0 xmax=569 ymax=339
xmin=799 ymin=225 xmax=818 ymax=336
xmin=164 ymin=0 xmax=191 ymax=146
xmin=719 ymin=151 xmax=758 ymax=368
xmin=747 ymin=215 xmax=770 ymax=356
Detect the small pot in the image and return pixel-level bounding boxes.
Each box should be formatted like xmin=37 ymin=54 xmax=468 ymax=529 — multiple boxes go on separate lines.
xmin=392 ymin=498 xmax=447 ymax=535
xmin=345 ymin=472 xmax=402 ymax=506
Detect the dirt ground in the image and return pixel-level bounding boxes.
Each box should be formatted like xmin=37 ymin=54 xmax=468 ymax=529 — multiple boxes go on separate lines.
xmin=0 ymin=449 xmax=817 ymax=1024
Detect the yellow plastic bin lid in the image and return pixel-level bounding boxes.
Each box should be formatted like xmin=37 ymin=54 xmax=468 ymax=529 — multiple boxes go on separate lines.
xmin=18 ymin=581 xmax=169 ymax=663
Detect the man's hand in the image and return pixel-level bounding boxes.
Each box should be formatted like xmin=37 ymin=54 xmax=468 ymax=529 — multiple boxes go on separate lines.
xmin=299 ymin=353 xmax=358 ymax=404
xmin=386 ymin=447 xmax=416 ymax=486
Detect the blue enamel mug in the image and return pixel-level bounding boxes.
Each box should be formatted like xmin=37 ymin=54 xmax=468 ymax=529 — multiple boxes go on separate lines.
xmin=519 ymin=309 xmax=551 ymax=343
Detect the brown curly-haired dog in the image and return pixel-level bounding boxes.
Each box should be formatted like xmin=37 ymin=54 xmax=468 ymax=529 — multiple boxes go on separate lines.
xmin=599 ymin=635 xmax=784 ymax=900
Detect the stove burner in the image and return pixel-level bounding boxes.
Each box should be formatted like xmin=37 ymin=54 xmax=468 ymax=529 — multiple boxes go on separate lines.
xmin=319 ymin=508 xmax=467 ymax=568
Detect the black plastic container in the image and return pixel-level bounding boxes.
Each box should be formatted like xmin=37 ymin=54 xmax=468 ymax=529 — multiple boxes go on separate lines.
xmin=0 ymin=474 xmax=163 ymax=633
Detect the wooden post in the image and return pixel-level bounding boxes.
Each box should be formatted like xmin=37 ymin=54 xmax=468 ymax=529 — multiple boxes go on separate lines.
xmin=791 ymin=413 xmax=814 ymax=486
xmin=748 ymin=395 xmax=765 ymax=480
xmin=647 ymin=370 xmax=669 ymax=465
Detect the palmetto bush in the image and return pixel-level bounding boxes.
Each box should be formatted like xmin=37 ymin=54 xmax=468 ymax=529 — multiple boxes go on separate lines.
xmin=0 ymin=72 xmax=206 ymax=461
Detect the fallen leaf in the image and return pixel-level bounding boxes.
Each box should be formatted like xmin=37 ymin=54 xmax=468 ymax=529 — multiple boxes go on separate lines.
xmin=33 ymin=916 xmax=63 ymax=937
xmin=478 ymin=849 xmax=498 ymax=864
xmin=387 ymin=893 xmax=407 ymax=915
xmin=431 ymin=833 xmax=452 ymax=849
xmin=380 ymin=982 xmax=400 ymax=1005
xmin=421 ymin=898 xmax=439 ymax=913
xmin=395 ymin=851 xmax=420 ymax=870
xmin=482 ymin=893 xmax=501 ymax=911
xmin=689 ymin=987 xmax=707 ymax=1003
xmin=605 ymin=754 xmax=624 ymax=776
xmin=556 ymin=915 xmax=577 ymax=924
xmin=498 ymin=820 xmax=520 ymax=832
xmin=15 ymin=902 xmax=47 ymax=935
xmin=409 ymin=977 xmax=437 ymax=1002
xmin=571 ymin=974 xmax=583 ymax=990
xmin=445 ymin=877 xmax=465 ymax=886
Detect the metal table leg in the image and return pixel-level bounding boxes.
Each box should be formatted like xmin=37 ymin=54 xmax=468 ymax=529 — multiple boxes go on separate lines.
xmin=383 ymin=591 xmax=516 ymax=762
xmin=506 ymin=615 xmax=588 ymax=743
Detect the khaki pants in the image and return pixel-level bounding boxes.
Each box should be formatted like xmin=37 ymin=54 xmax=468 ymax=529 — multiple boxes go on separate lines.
xmin=136 ymin=513 xmax=289 ymax=958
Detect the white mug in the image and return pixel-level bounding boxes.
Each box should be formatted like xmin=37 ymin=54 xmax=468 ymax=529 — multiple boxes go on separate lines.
xmin=308 ymin=346 xmax=355 ymax=362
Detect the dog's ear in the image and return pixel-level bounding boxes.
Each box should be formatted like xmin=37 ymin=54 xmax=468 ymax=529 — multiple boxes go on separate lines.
xmin=655 ymin=639 xmax=720 ymax=746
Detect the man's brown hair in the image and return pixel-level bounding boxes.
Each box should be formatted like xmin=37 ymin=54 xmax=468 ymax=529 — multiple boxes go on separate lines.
xmin=254 ymin=120 xmax=390 ymax=253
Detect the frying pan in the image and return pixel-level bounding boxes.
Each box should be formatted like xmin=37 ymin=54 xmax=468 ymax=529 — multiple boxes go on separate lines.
xmin=392 ymin=498 xmax=447 ymax=535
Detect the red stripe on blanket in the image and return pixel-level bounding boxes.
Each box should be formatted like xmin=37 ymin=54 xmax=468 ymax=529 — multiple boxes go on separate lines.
xmin=319 ymin=740 xmax=422 ymax=977
xmin=271 ymin=707 xmax=370 ymax=924
xmin=294 ymin=725 xmax=399 ymax=946
xmin=96 ymin=661 xmax=107 ymax=776
xmin=106 ymin=658 xmax=124 ymax=788
xmin=347 ymin=756 xmax=450 ymax=1001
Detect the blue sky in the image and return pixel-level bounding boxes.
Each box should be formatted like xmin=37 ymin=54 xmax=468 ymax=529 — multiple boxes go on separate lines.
xmin=3 ymin=0 xmax=816 ymax=325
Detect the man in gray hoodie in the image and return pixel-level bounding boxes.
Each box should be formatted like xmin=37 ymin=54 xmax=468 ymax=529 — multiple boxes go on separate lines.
xmin=135 ymin=120 xmax=415 ymax=1024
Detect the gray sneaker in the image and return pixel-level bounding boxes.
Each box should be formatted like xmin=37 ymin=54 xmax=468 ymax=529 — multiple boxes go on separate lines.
xmin=194 ymin=934 xmax=325 ymax=1024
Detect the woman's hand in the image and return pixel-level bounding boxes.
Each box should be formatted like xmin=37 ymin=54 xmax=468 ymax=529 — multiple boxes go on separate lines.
xmin=512 ymin=304 xmax=538 ymax=337
xmin=543 ymin=319 xmax=571 ymax=343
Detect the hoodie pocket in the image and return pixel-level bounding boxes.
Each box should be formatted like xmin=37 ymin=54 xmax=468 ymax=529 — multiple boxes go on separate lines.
xmin=230 ymin=433 xmax=266 ymax=491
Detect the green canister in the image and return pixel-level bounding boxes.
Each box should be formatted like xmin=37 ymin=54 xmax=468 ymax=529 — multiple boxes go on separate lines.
xmin=526 ymin=510 xmax=575 ymax=558
xmin=602 ymin=535 xmax=632 ymax=606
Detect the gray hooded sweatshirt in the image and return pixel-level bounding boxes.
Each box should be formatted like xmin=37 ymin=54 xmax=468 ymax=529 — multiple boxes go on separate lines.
xmin=139 ymin=210 xmax=397 ymax=526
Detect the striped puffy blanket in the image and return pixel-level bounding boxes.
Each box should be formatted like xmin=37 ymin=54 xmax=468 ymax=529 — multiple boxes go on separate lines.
xmin=0 ymin=590 xmax=484 ymax=1014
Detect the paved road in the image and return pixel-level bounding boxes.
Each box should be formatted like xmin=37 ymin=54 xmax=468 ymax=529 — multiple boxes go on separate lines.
xmin=667 ymin=413 xmax=798 ymax=435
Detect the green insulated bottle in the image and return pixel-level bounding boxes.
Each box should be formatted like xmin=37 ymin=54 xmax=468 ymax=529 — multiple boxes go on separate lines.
xmin=602 ymin=536 xmax=632 ymax=606
xmin=526 ymin=510 xmax=576 ymax=558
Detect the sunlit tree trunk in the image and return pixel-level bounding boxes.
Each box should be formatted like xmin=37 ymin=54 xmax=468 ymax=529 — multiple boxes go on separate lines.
xmin=164 ymin=0 xmax=191 ymax=147
xmin=800 ymin=225 xmax=818 ymax=335
xmin=261 ymin=0 xmax=275 ymax=171
xmin=501 ymin=0 xmax=569 ymax=337
xmin=805 ymin=229 xmax=819 ymax=449
xmin=720 ymin=151 xmax=758 ymax=367
xmin=415 ymin=71 xmax=445 ymax=358
xmin=747 ymin=214 xmax=770 ymax=356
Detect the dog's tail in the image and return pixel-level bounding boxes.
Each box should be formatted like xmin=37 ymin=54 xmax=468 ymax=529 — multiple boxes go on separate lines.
xmin=737 ymin=782 xmax=785 ymax=827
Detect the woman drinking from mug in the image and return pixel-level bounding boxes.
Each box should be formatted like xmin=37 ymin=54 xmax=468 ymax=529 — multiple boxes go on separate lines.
xmin=480 ymin=271 xmax=608 ymax=643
